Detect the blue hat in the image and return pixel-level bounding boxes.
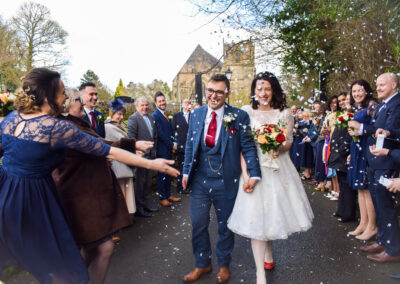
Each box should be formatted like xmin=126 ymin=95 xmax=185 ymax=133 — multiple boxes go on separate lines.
xmin=109 ymin=98 xmax=125 ymax=113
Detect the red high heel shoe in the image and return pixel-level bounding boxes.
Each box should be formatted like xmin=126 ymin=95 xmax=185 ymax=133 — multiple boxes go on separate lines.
xmin=264 ymin=261 xmax=275 ymax=270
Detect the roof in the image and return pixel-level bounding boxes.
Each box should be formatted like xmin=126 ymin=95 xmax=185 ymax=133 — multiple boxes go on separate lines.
xmin=177 ymin=44 xmax=223 ymax=75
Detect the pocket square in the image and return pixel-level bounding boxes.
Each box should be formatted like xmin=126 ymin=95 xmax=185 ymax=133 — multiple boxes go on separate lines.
xmin=229 ymin=128 xmax=237 ymax=135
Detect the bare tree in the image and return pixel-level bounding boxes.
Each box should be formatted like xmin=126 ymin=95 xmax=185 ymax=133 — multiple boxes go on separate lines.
xmin=12 ymin=2 xmax=68 ymax=72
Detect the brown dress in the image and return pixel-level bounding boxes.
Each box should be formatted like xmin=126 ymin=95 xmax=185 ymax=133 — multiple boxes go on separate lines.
xmin=52 ymin=115 xmax=134 ymax=246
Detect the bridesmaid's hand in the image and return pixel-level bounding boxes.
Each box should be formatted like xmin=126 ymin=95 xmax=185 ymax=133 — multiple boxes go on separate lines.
xmin=151 ymin=159 xmax=179 ymax=177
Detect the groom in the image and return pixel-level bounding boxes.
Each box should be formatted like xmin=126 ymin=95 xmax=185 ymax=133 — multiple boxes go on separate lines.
xmin=182 ymin=74 xmax=261 ymax=283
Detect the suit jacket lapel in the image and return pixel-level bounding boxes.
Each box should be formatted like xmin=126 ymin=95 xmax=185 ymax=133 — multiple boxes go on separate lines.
xmin=220 ymin=104 xmax=230 ymax=158
xmin=193 ymin=107 xmax=207 ymax=157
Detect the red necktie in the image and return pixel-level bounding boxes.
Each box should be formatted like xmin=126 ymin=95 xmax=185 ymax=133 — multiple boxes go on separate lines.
xmin=164 ymin=112 xmax=169 ymax=121
xmin=89 ymin=111 xmax=96 ymax=130
xmin=205 ymin=111 xmax=217 ymax=148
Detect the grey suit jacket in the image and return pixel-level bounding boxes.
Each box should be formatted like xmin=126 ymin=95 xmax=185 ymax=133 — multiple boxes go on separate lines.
xmin=127 ymin=112 xmax=157 ymax=158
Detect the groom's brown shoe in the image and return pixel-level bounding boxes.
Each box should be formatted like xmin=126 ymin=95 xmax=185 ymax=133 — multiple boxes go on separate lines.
xmin=216 ymin=267 xmax=230 ymax=283
xmin=183 ymin=265 xmax=212 ymax=282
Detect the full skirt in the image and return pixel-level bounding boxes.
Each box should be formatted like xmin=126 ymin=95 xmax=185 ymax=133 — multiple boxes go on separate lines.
xmin=228 ymin=151 xmax=314 ymax=241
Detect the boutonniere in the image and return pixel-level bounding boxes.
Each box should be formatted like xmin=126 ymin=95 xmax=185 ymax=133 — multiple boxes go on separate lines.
xmin=223 ymin=112 xmax=236 ymax=130
xmin=96 ymin=114 xmax=105 ymax=124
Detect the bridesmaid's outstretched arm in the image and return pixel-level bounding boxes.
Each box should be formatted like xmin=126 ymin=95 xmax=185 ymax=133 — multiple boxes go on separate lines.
xmin=107 ymin=147 xmax=179 ymax=177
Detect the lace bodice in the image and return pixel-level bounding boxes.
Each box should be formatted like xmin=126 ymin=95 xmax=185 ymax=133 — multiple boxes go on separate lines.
xmin=241 ymin=105 xmax=294 ymax=143
xmin=0 ymin=111 xmax=110 ymax=177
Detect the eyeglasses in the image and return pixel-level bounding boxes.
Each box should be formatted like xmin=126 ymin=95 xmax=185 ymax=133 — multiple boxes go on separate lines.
xmin=206 ymin=88 xmax=227 ymax=97
xmin=75 ymin=97 xmax=83 ymax=104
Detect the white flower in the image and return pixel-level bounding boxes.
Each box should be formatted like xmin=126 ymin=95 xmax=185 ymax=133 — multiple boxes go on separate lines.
xmin=223 ymin=112 xmax=236 ymax=128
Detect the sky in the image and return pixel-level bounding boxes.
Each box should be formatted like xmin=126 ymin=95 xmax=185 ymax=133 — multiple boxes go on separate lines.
xmin=1 ymin=0 xmax=237 ymax=90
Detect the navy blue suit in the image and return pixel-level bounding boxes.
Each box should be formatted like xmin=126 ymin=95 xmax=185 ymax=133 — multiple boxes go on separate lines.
xmin=363 ymin=93 xmax=400 ymax=256
xmin=153 ymin=108 xmax=175 ymax=200
xmin=183 ymin=104 xmax=260 ymax=268
xmin=172 ymin=111 xmax=190 ymax=193
xmin=83 ymin=109 xmax=105 ymax=138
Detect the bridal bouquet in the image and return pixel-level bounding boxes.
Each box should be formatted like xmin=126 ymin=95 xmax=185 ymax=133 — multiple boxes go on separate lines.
xmin=252 ymin=123 xmax=287 ymax=170
xmin=335 ymin=110 xmax=358 ymax=142
xmin=0 ymin=92 xmax=15 ymax=117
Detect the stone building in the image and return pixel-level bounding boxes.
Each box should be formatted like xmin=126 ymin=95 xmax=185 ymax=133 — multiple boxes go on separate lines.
xmin=172 ymin=40 xmax=255 ymax=107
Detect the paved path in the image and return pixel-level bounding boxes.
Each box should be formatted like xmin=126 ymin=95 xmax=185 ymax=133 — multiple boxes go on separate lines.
xmin=4 ymin=183 xmax=400 ymax=283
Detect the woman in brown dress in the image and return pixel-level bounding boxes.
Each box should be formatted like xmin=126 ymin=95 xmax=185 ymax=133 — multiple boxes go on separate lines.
xmin=52 ymin=88 xmax=154 ymax=284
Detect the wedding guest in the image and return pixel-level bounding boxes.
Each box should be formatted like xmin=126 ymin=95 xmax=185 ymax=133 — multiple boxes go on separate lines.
xmin=328 ymin=92 xmax=356 ymax=222
xmin=127 ymin=97 xmax=158 ymax=217
xmin=289 ymin=105 xmax=298 ymax=161
xmin=346 ymin=79 xmax=377 ymax=241
xmin=290 ymin=105 xmax=297 ymax=118
xmin=228 ymin=72 xmax=313 ymax=284
xmin=321 ymin=96 xmax=339 ymax=200
xmin=300 ymin=109 xmax=314 ymax=180
xmin=153 ymin=91 xmax=181 ymax=206
xmin=302 ymin=102 xmax=323 ymax=188
xmin=172 ymin=98 xmax=192 ymax=194
xmin=0 ymin=68 xmax=178 ymax=284
xmin=291 ymin=109 xmax=304 ymax=170
xmin=105 ymin=98 xmax=137 ymax=216
xmin=310 ymin=101 xmax=328 ymax=190
xmin=349 ymin=73 xmax=400 ymax=263
xmin=54 ymin=89 xmax=149 ymax=284
xmin=370 ymin=137 xmax=400 ymax=279
xmin=80 ymin=82 xmax=105 ymax=137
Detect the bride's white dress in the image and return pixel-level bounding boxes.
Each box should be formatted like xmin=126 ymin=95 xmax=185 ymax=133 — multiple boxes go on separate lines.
xmin=228 ymin=105 xmax=314 ymax=241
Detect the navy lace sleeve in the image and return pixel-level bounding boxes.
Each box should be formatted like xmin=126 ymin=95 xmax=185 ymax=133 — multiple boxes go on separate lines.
xmin=51 ymin=119 xmax=110 ymax=156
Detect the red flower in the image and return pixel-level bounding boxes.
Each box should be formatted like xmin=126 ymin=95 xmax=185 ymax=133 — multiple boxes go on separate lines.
xmin=276 ymin=133 xmax=286 ymax=143
xmin=338 ymin=116 xmax=344 ymax=122
xmin=264 ymin=127 xmax=272 ymax=133
xmin=229 ymin=128 xmax=237 ymax=135
xmin=269 ymin=124 xmax=276 ymax=128
xmin=255 ymin=129 xmax=260 ymax=134
xmin=348 ymin=113 xmax=354 ymax=117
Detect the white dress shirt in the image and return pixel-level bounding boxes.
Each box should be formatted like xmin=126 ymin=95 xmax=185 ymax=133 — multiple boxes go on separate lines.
xmin=84 ymin=107 xmax=95 ymax=124
xmin=203 ymin=105 xmax=224 ymax=144
xmin=183 ymin=111 xmax=190 ymax=123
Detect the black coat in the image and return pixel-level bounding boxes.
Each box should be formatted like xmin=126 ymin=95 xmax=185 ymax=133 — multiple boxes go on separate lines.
xmin=172 ymin=111 xmax=189 ymax=154
xmin=327 ymin=126 xmax=352 ymax=172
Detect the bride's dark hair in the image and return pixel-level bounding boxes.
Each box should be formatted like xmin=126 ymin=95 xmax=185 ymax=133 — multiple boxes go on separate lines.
xmin=250 ymin=71 xmax=286 ymax=111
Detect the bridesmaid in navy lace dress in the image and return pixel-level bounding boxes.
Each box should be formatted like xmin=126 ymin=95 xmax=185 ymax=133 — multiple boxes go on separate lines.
xmin=0 ymin=68 xmax=178 ymax=283
xmin=346 ymin=79 xmax=377 ymax=241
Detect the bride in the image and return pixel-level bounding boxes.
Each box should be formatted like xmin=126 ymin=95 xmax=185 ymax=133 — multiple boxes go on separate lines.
xmin=227 ymin=72 xmax=314 ymax=284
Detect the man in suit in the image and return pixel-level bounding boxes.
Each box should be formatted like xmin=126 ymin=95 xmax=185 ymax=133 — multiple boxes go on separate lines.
xmin=79 ymin=82 xmax=105 ymax=138
xmin=181 ymin=74 xmax=261 ymax=283
xmin=153 ymin=91 xmax=180 ymax=207
xmin=172 ymin=98 xmax=192 ymax=194
xmin=127 ymin=97 xmax=158 ymax=217
xmin=349 ymin=73 xmax=400 ymax=263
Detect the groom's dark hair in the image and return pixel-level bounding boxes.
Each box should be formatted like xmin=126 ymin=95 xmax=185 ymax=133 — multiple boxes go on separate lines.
xmin=209 ymin=74 xmax=230 ymax=91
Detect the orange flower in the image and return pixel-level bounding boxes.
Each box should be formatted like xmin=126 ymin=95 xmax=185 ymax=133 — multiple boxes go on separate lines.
xmin=0 ymin=94 xmax=8 ymax=104
xmin=257 ymin=134 xmax=267 ymax=144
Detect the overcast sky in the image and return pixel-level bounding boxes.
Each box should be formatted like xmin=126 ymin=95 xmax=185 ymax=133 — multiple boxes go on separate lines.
xmin=1 ymin=0 xmax=236 ymax=90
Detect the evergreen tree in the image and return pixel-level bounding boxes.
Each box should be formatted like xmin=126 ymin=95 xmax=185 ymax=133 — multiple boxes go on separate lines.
xmin=114 ymin=79 xmax=124 ymax=97
xmin=79 ymin=70 xmax=112 ymax=101
xmin=80 ymin=69 xmax=99 ymax=84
